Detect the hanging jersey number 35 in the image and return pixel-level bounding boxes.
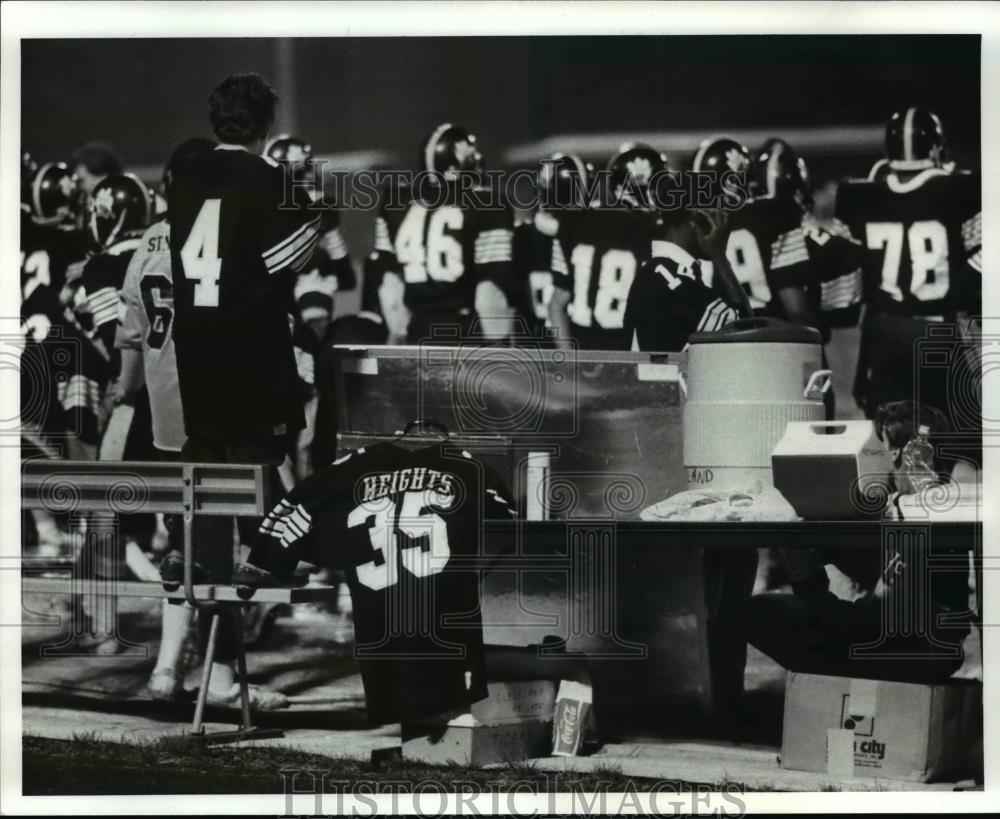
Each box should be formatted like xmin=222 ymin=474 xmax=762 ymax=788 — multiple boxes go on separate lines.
xmin=347 ymin=489 xmax=454 ymax=591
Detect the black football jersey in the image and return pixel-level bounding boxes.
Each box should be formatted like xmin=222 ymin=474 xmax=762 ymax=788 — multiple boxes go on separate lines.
xmin=801 ymin=214 xmax=864 ymax=340
xmin=250 ymin=442 xmax=516 ymax=725
xmin=707 ymin=195 xmax=812 ymax=318
xmin=168 ymin=146 xmax=320 ymax=439
xmin=78 ymin=238 xmax=140 ymax=358
xmin=373 ymin=180 xmax=517 ymax=323
xmin=552 ymin=207 xmax=675 ymax=350
xmin=20 ymin=214 xmax=87 ymax=298
xmin=512 ymin=211 xmax=561 ymax=343
xmin=299 ymin=207 xmax=356 ymax=293
xmin=625 ymin=251 xmax=738 ymax=353
xmin=835 ymin=168 xmax=981 ymax=316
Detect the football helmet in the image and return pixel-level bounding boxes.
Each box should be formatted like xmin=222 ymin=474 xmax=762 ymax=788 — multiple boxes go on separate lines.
xmin=538 ymin=152 xmax=593 ymax=209
xmin=607 ymin=144 xmax=668 ymax=209
xmin=265 ymin=133 xmax=314 ymax=180
xmin=421 ymin=124 xmax=483 ymax=177
xmin=884 ymin=107 xmax=946 ymax=167
xmin=29 ymin=162 xmax=79 ymax=227
xmin=691 ymin=137 xmax=752 ymax=175
xmin=755 ymin=138 xmax=811 ymax=208
xmin=88 ymin=173 xmax=153 ymax=250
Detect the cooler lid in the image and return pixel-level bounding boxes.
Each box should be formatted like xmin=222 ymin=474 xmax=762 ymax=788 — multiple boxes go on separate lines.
xmin=688 ymin=316 xmax=822 ymax=345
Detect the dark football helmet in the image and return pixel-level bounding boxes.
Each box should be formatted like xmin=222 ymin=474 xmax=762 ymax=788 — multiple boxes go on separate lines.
xmin=88 ymin=173 xmax=153 ymax=250
xmin=607 ymin=144 xmax=668 ymax=209
xmin=691 ymin=137 xmax=752 ymax=175
xmin=29 ymin=161 xmax=79 ymax=227
xmin=755 ymin=138 xmax=812 ymax=208
xmin=885 ymin=107 xmax=946 ymax=166
xmin=539 ymin=152 xmax=593 ymax=209
xmin=421 ymin=124 xmax=483 ymax=177
xmin=265 ymin=133 xmax=314 ymax=180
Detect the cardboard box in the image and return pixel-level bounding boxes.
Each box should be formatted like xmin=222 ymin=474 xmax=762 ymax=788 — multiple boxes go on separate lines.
xmin=402 ymin=680 xmax=556 ymax=765
xmin=402 ymin=718 xmax=553 ymax=766
xmin=772 ymin=421 xmax=892 ymax=519
xmin=780 ymin=672 xmax=982 ymax=782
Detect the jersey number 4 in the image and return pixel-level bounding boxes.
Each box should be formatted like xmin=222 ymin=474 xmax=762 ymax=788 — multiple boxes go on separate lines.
xmin=347 ymin=491 xmax=453 ymax=591
xmin=865 ymin=220 xmax=949 ymax=302
xmin=180 ymin=199 xmax=222 ymax=307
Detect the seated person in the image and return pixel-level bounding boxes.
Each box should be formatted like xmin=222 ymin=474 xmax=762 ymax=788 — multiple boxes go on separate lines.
xmin=743 ymin=401 xmax=973 ymax=684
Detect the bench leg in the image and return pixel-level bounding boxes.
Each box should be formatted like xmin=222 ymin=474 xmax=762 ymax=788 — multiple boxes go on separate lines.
xmin=232 ymin=605 xmax=253 ymax=732
xmin=191 ymin=611 xmax=220 ymax=735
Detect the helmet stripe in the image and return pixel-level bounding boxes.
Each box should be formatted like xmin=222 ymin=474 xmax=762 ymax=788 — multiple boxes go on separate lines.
xmin=903 ymin=107 xmax=917 ymax=162
xmin=766 ymin=141 xmax=785 ymax=198
xmin=424 ymin=123 xmax=452 ymax=173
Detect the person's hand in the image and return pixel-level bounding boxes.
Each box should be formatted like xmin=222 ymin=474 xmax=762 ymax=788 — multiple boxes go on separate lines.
xmin=691 ymin=208 xmax=731 ymax=259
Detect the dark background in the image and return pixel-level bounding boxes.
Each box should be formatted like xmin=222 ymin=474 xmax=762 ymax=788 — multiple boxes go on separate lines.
xmin=23 ymin=35 xmax=980 ymax=171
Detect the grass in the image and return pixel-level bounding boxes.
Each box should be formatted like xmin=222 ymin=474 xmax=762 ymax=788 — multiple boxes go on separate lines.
xmin=22 ymin=734 xmax=732 ymax=796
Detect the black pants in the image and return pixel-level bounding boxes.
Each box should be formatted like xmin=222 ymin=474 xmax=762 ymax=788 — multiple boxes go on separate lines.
xmin=744 ymin=591 xmax=966 ymax=684
xmin=181 ymin=433 xmax=288 ymax=662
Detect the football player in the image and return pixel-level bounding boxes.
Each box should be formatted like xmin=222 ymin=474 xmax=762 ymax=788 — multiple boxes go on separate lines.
xmin=22 ymin=162 xmax=107 ymax=455
xmin=167 ymin=73 xmax=321 ymax=710
xmin=70 ymin=141 xmax=123 ymax=197
xmin=549 ymin=144 xmax=744 ymax=351
xmin=115 ymin=138 xmax=217 ymax=694
xmin=835 ymin=108 xmax=981 ymax=446
xmin=512 ymin=153 xmax=593 ymax=344
xmin=754 ymin=138 xmax=866 ymax=418
xmin=374 ymin=123 xmax=517 ymax=344
xmin=265 ymin=134 xmax=356 ymax=312
xmin=69 ymin=173 xmax=157 ymax=653
xmin=692 ymin=137 xmax=817 ymax=329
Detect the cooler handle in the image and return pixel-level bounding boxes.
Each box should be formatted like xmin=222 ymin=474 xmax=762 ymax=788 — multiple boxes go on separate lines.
xmin=803 ymin=369 xmax=833 ymax=399
xmin=808 ymin=422 xmax=848 ymax=435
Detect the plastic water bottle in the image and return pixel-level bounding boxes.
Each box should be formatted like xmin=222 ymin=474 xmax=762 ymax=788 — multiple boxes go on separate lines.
xmin=896 ymin=425 xmax=937 ymax=494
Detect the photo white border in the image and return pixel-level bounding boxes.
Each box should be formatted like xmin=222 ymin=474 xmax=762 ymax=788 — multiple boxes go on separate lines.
xmin=2 ymin=1 xmax=998 ymax=814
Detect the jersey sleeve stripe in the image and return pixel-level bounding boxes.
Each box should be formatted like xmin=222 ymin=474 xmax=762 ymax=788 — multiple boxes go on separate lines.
xmin=266 ymin=228 xmax=320 ymax=274
xmin=263 ymin=216 xmax=321 ymax=272
xmin=475 ymin=249 xmax=513 ymax=264
xmin=770 ymin=228 xmax=809 ymax=269
xmin=282 ymin=237 xmax=320 ymax=275
xmin=374 ymin=217 xmax=393 ymax=253
xmin=551 ymin=240 xmax=568 ymax=275
xmin=697 ymin=298 xmax=735 ymax=332
xmin=320 ymin=227 xmax=349 ymax=260
xmin=821 ymin=270 xmax=862 ymax=310
xmin=263 ymin=214 xmax=321 ymax=259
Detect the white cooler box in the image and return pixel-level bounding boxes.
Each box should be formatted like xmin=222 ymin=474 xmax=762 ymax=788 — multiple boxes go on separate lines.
xmin=772 ymin=421 xmax=892 ymax=520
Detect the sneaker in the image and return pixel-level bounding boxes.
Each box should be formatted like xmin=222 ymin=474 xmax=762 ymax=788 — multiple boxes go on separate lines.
xmin=159 ymin=551 xmax=210 ymax=585
xmin=147 ymin=668 xmax=185 ymax=701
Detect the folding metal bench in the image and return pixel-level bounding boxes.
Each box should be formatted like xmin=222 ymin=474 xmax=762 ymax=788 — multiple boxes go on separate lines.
xmin=21 ymin=458 xmax=330 ymax=744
